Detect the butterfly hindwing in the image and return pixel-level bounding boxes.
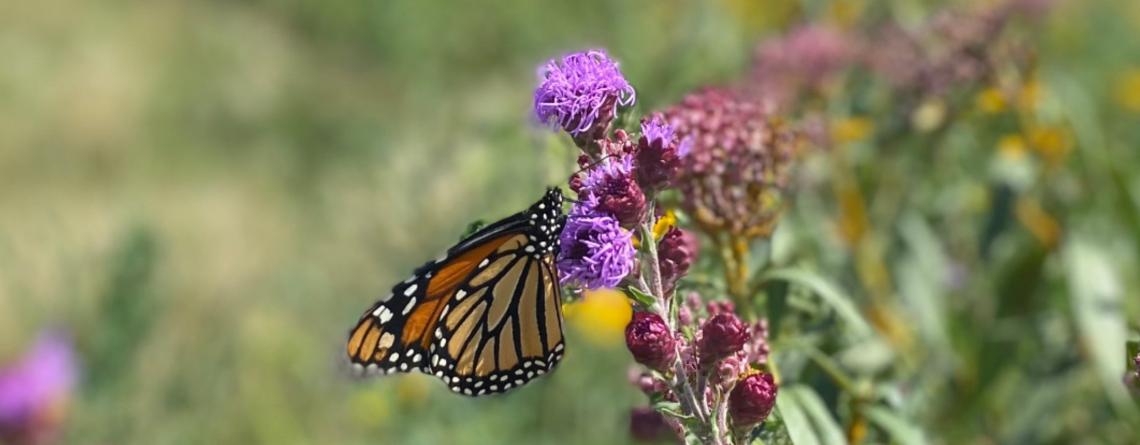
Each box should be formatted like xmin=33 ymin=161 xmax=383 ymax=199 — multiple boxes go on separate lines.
xmin=347 ymin=188 xmax=566 ymax=396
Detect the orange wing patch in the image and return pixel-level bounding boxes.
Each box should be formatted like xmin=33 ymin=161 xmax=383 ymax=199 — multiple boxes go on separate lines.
xmin=400 ymin=234 xmax=524 ymax=349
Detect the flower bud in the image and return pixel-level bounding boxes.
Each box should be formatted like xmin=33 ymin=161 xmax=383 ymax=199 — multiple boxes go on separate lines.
xmin=636 ymin=114 xmax=688 ymax=190
xmin=629 ymin=407 xmax=671 ymax=442
xmin=698 ymin=312 xmax=749 ymax=366
xmin=625 ymin=312 xmax=677 ymax=372
xmin=581 ymin=156 xmax=647 ymax=228
xmin=729 ymin=372 xmax=778 ymax=428
xmin=658 ymin=227 xmax=698 ymax=294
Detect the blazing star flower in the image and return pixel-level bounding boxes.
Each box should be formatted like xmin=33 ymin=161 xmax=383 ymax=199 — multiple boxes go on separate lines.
xmin=625 ymin=312 xmax=677 ymax=372
xmin=636 ymin=114 xmax=689 ymax=190
xmin=663 ymin=88 xmax=800 ymax=239
xmin=579 ymin=155 xmax=646 ymax=227
xmin=729 ymin=372 xmax=778 ymax=429
xmin=0 ymin=333 xmax=77 ymax=445
xmin=534 ymin=50 xmax=636 ymax=138
xmin=557 ymin=205 xmax=636 ymax=290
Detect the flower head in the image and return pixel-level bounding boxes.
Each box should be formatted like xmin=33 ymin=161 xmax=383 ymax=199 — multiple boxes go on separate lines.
xmin=534 ymin=50 xmax=636 ymax=137
xmin=636 ymin=114 xmax=689 ymax=190
xmin=557 ymin=207 xmax=636 ymax=289
xmin=625 ymin=312 xmax=677 ymax=372
xmin=749 ymin=25 xmax=854 ymax=110
xmin=658 ymin=227 xmax=698 ymax=294
xmin=580 ymin=155 xmax=646 ymax=227
xmin=0 ymin=333 xmax=77 ymax=445
xmin=698 ymin=312 xmax=750 ymax=366
xmin=729 ymin=372 xmax=778 ymax=429
xmin=663 ymin=88 xmax=800 ymax=239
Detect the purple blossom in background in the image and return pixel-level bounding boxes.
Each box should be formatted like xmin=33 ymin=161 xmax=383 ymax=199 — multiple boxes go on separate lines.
xmin=557 ymin=203 xmax=636 ymax=289
xmin=0 ymin=332 xmax=77 ymax=445
xmin=749 ymin=25 xmax=854 ymax=110
xmin=534 ymin=50 xmax=636 ymax=137
xmin=579 ymin=155 xmax=646 ymax=227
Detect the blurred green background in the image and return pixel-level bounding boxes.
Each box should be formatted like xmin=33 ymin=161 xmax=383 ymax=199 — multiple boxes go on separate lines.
xmin=2 ymin=0 xmax=1139 ymax=443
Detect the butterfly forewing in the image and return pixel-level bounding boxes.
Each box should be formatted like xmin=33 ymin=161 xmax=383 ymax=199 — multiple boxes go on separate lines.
xmin=347 ymin=188 xmax=566 ymax=396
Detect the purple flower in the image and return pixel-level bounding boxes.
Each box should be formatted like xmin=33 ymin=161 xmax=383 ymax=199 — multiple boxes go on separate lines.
xmin=698 ymin=312 xmax=750 ymax=366
xmin=625 ymin=312 xmax=677 ymax=372
xmin=729 ymin=372 xmax=778 ymax=429
xmin=749 ymin=25 xmax=854 ymax=110
xmin=0 ymin=333 xmax=77 ymax=444
xmin=636 ymin=114 xmax=689 ymax=190
xmin=557 ymin=207 xmax=635 ymax=289
xmin=534 ymin=50 xmax=636 ymax=137
xmin=580 ymin=155 xmax=646 ymax=227
xmin=658 ymin=227 xmax=698 ymax=294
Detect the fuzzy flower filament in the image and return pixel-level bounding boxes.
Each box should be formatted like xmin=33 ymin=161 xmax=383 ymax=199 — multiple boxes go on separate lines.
xmin=534 ymin=50 xmax=636 ymax=140
xmin=557 ymin=201 xmax=636 ymax=290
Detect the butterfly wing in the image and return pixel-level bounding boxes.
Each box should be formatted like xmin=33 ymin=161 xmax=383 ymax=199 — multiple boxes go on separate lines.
xmin=347 ymin=188 xmax=566 ymax=396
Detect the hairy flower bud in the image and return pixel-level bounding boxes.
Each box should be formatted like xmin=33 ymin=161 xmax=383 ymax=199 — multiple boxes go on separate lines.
xmin=729 ymin=372 xmax=778 ymax=428
xmin=658 ymin=227 xmax=697 ymax=294
xmin=698 ymin=312 xmax=749 ymax=366
xmin=581 ymin=156 xmax=647 ymax=228
xmin=636 ymin=114 xmax=689 ymax=190
xmin=625 ymin=312 xmax=677 ymax=372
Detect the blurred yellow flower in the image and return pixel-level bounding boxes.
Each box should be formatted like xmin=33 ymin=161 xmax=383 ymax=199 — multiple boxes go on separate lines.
xmin=975 ymin=87 xmax=1007 ymax=114
xmin=1016 ymin=197 xmax=1062 ymax=248
xmin=564 ymin=289 xmax=633 ymax=346
xmin=1114 ymin=69 xmax=1140 ymax=113
xmin=830 ymin=117 xmax=873 ymax=144
xmin=396 ymin=374 xmax=431 ymax=407
xmin=1028 ymin=125 xmax=1072 ymax=168
xmin=912 ymin=100 xmax=946 ymax=132
xmin=634 ymin=209 xmax=676 ymax=249
xmin=997 ymin=134 xmax=1028 ymax=160
xmin=1017 ymin=79 xmax=1042 ymax=113
xmin=834 ymin=177 xmax=868 ymax=246
xmin=826 ymin=0 xmax=866 ymax=29
xmin=721 ymin=0 xmax=799 ymax=31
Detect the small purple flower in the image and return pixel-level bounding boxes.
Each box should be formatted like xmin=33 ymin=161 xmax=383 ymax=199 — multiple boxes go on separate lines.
xmin=0 ymin=332 xmax=77 ymax=445
xmin=658 ymin=227 xmax=698 ymax=294
xmin=729 ymin=372 xmax=778 ymax=429
xmin=625 ymin=312 xmax=677 ymax=372
xmin=636 ymin=114 xmax=689 ymax=190
xmin=580 ymin=155 xmax=646 ymax=227
xmin=557 ymin=207 xmax=635 ymax=289
xmin=698 ymin=312 xmax=750 ymax=366
xmin=534 ymin=50 xmax=636 ymax=137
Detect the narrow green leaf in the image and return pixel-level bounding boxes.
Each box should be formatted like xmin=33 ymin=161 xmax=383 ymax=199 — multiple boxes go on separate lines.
xmin=776 ymin=388 xmax=820 ymax=445
xmin=1064 ymin=239 xmax=1133 ymax=410
xmin=788 ymin=386 xmax=846 ymax=445
xmin=864 ymin=406 xmax=927 ymax=445
xmin=626 ymin=286 xmax=657 ymax=308
xmin=759 ymin=268 xmax=873 ymax=337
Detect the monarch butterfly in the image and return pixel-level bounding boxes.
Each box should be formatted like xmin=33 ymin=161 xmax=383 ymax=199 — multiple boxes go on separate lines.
xmin=346 ymin=188 xmax=567 ymax=396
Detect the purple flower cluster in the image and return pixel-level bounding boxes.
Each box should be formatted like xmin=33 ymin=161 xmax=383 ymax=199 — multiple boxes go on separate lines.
xmin=625 ymin=294 xmax=775 ymax=436
xmin=663 ymin=88 xmax=800 ymax=238
xmin=748 ymin=25 xmax=855 ymax=111
xmin=579 ymin=155 xmax=646 ymax=227
xmin=0 ymin=333 xmax=77 ymax=445
xmin=534 ymin=50 xmax=636 ymax=138
xmin=557 ymin=199 xmax=636 ymax=290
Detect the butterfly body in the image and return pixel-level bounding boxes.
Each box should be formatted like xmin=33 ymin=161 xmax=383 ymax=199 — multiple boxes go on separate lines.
xmin=347 ymin=188 xmax=566 ymax=396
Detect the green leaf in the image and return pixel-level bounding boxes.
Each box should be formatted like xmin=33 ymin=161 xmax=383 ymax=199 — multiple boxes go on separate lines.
xmin=788 ymin=386 xmax=846 ymax=445
xmin=626 ymin=286 xmax=657 ymax=308
xmin=864 ymin=406 xmax=927 ymax=445
xmin=1064 ymin=239 xmax=1133 ymax=409
xmin=765 ymin=280 xmax=789 ymax=341
xmin=758 ymin=268 xmax=874 ymax=337
xmin=776 ymin=388 xmax=820 ymax=445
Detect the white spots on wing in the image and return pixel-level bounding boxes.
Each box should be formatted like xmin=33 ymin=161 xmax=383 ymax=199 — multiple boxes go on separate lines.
xmin=400 ymin=363 xmax=408 ymax=371
xmin=404 ymin=284 xmax=418 ymax=296
xmin=402 ymin=297 xmax=417 ymax=315
xmin=389 ymin=352 xmax=400 ymax=362
xmin=490 ymin=385 xmax=498 ymax=391
xmin=456 ymin=289 xmax=467 ymax=300
xmin=412 ymin=353 xmax=422 ymax=363
xmin=524 ymin=245 xmax=535 ymax=253
xmin=375 ymin=307 xmax=393 ymax=324
xmin=478 ymin=258 xmax=490 ymax=268
xmin=514 ymin=379 xmax=524 ymax=386
xmin=352 ymin=363 xmax=364 ymax=374
xmin=474 ymin=381 xmax=483 ymax=388
xmin=439 ymin=338 xmax=447 ymax=347
xmin=463 ymin=389 xmax=472 ymax=395
xmin=451 ymin=377 xmax=460 ymax=384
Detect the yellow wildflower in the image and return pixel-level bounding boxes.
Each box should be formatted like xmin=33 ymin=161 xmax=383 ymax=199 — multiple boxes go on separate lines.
xmin=997 ymin=134 xmax=1027 ymax=160
xmin=564 ymin=289 xmax=633 ymax=346
xmin=975 ymin=87 xmax=1007 ymax=114
xmin=830 ymin=117 xmax=874 ymax=144
xmin=1114 ymin=69 xmax=1140 ymax=113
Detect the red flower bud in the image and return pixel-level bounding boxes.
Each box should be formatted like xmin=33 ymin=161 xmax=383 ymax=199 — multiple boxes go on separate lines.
xmin=698 ymin=312 xmax=749 ymax=366
xmin=625 ymin=312 xmax=677 ymax=372
xmin=658 ymin=227 xmax=698 ymax=294
xmin=729 ymin=372 xmax=778 ymax=428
